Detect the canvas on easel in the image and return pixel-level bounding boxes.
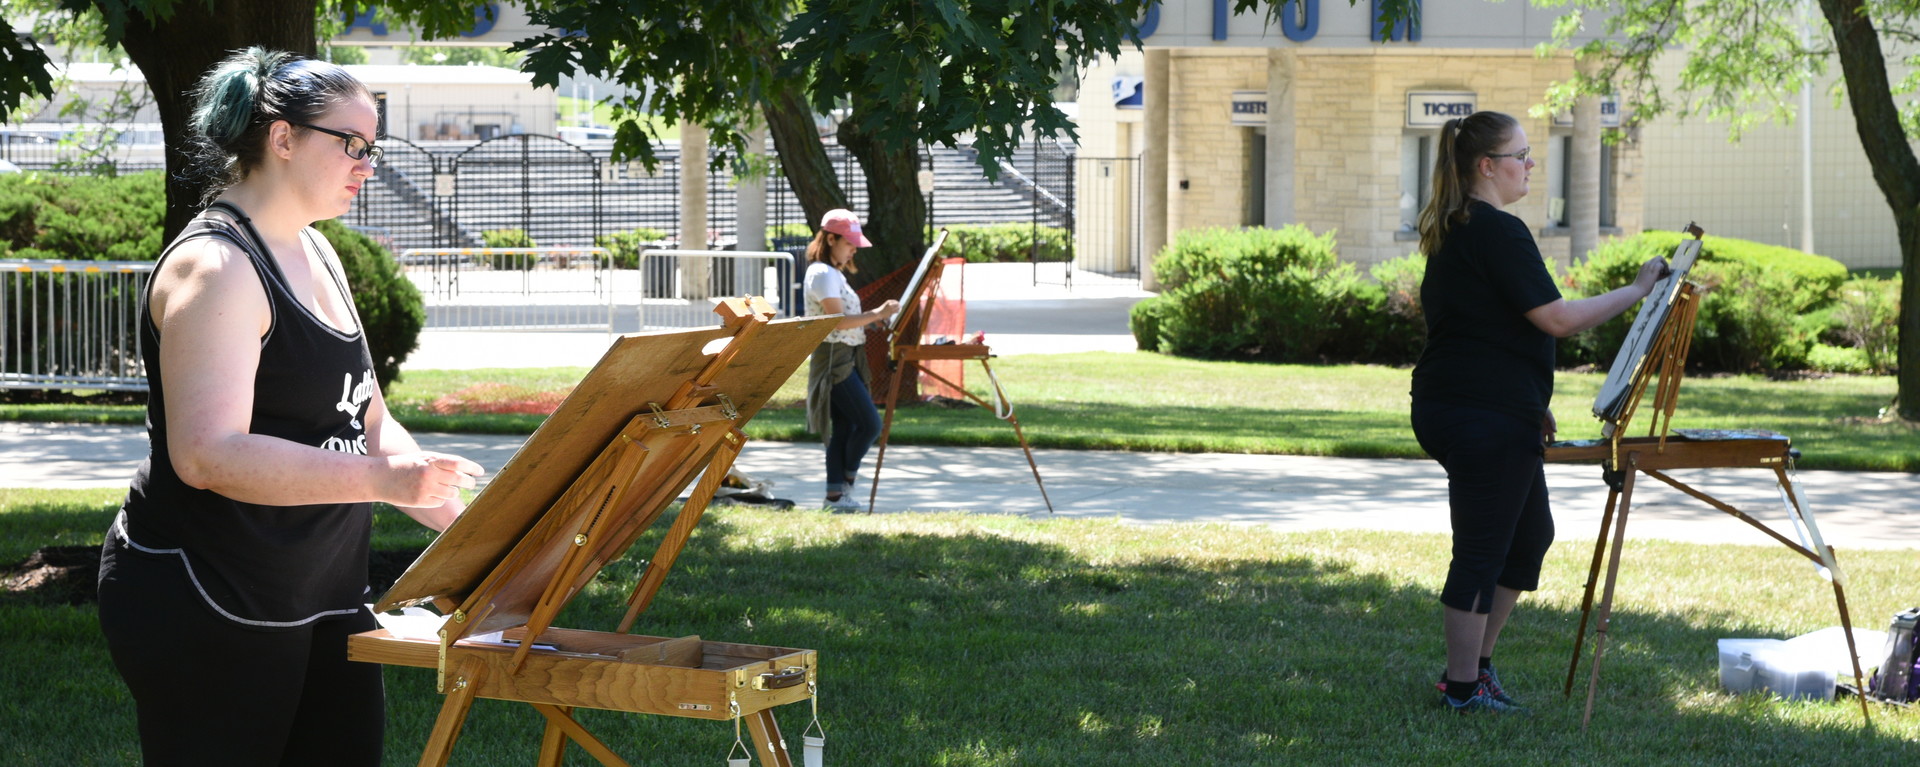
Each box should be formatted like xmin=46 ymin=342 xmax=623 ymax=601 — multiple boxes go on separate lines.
xmin=865 ymin=229 xmax=1054 ymax=513
xmin=1545 ymin=224 xmax=1869 ymax=726
xmin=348 ymin=297 xmax=838 ymax=767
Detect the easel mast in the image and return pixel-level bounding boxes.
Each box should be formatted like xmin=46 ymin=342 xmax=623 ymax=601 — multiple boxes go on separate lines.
xmin=1547 ymin=225 xmax=1870 ymax=727
xmin=865 ymin=230 xmax=1054 ymax=513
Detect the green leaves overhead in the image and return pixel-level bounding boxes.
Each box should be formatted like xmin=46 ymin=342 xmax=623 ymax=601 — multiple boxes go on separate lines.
xmin=512 ymin=0 xmax=786 ymax=172
xmin=781 ymin=0 xmax=1147 ymax=170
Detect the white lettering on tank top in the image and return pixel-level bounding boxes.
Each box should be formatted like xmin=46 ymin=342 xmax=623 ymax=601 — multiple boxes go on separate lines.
xmin=322 ymin=367 xmax=374 ymax=455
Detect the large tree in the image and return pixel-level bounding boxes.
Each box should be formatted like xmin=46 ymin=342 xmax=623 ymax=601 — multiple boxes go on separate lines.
xmin=1539 ymin=0 xmax=1919 ymax=420
xmin=1 ymin=1 xmax=495 ymax=240
xmin=516 ymin=0 xmax=1151 ymax=283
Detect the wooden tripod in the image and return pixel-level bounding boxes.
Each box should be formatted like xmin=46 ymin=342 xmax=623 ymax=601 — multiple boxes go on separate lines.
xmin=1547 ymin=273 xmax=1870 ymax=727
xmin=864 ymin=230 xmax=1053 ymax=513
xmin=349 ymin=298 xmax=838 ymax=766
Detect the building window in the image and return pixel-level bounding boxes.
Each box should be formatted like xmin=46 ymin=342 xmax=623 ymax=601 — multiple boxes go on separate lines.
xmin=1547 ymin=134 xmax=1617 ymax=228
xmin=1399 ymin=132 xmax=1432 ymax=231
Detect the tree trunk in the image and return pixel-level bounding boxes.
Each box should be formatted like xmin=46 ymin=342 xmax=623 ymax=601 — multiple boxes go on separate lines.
xmin=113 ymin=0 xmax=316 ymax=242
xmin=762 ymin=84 xmax=846 ymax=236
xmin=1816 ymin=0 xmax=1920 ymax=420
xmin=837 ymin=110 xmax=927 ymax=287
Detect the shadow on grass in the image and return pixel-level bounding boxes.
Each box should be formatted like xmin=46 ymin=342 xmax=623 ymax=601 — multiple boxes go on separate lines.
xmin=3 ymin=503 xmax=1912 ymax=766
xmin=377 ymin=513 xmax=1913 ymax=766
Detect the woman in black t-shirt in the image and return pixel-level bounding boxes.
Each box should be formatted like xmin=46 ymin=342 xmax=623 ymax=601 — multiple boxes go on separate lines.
xmin=1410 ymin=110 xmax=1668 ymax=714
xmin=97 ymin=49 xmax=485 ymax=763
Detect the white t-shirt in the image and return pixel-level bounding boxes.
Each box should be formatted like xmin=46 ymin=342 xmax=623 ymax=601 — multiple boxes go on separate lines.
xmin=804 ymin=261 xmax=867 ymax=347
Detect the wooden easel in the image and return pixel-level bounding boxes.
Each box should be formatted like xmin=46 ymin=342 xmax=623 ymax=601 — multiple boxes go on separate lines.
xmin=348 ymin=297 xmax=838 ymax=766
xmin=865 ymin=230 xmax=1054 ymax=513
xmin=1546 ymin=225 xmax=1870 ymax=727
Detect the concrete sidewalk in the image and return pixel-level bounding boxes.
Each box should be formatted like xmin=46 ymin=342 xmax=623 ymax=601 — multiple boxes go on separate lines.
xmin=7 ymin=421 xmax=1915 ymax=551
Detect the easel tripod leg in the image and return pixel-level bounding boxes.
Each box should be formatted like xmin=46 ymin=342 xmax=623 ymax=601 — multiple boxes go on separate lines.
xmin=868 ymin=360 xmax=908 ymax=513
xmin=1566 ymin=487 xmax=1621 ymax=697
xmin=537 ymin=706 xmax=571 ymax=766
xmin=1582 ymin=458 xmax=1638 ymax=729
xmin=1828 ymin=557 xmax=1873 ymax=725
xmin=417 ymin=657 xmax=486 ymax=767
xmin=746 ymin=709 xmax=794 ymax=767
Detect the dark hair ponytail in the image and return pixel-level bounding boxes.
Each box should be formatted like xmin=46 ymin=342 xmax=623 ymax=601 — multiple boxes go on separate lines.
xmin=182 ymin=47 xmax=371 ymax=203
xmin=1416 ymin=110 xmax=1518 ymax=257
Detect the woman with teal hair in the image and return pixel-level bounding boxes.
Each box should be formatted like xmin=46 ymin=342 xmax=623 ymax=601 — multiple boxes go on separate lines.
xmin=96 ymin=48 xmax=483 ymax=763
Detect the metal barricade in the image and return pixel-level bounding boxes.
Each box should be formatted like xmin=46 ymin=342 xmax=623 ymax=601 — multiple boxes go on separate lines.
xmin=637 ymin=250 xmax=799 ymax=330
xmin=1 ymin=259 xmax=153 ymax=390
xmin=398 ymin=247 xmax=615 ymax=331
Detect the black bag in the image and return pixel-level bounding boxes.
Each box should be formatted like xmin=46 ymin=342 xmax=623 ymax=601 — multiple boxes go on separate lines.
xmin=1868 ymin=607 xmax=1920 ymax=702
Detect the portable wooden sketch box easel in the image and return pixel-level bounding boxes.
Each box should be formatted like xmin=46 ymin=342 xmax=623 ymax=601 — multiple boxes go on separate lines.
xmin=865 ymin=229 xmax=1054 ymax=513
xmin=1544 ymin=224 xmax=1871 ymax=726
xmin=348 ymin=297 xmax=837 ymax=766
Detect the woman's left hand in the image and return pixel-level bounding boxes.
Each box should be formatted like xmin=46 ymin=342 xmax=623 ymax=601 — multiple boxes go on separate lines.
xmin=1541 ymin=410 xmax=1558 ymax=445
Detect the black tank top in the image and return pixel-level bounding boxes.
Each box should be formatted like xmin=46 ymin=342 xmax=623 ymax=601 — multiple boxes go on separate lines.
xmin=114 ymin=201 xmax=378 ymax=629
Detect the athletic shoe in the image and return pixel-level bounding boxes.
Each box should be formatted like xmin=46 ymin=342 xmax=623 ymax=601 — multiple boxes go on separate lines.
xmin=823 ymin=495 xmax=864 ymax=513
xmin=1441 ymin=682 xmax=1526 ymax=714
xmin=1434 ymin=667 xmax=1519 ymax=707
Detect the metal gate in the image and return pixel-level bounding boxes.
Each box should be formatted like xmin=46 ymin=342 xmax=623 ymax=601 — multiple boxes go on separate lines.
xmin=1 ymin=260 xmax=152 ymax=390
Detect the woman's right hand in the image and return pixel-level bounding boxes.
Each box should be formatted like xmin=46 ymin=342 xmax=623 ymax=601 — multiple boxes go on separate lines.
xmin=381 ymin=451 xmax=484 ymax=509
xmin=872 ymin=299 xmax=901 ymax=319
xmin=1632 ymin=256 xmax=1672 ymax=295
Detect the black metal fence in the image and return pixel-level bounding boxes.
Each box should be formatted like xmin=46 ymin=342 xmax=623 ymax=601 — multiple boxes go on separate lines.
xmin=4 ymin=130 xmax=1142 ymax=281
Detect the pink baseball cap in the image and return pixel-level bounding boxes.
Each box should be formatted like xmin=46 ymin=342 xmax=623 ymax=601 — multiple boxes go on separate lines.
xmin=820 ymin=208 xmax=873 ymax=248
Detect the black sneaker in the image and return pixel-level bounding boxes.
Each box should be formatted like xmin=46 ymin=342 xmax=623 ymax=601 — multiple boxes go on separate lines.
xmin=1441 ymin=682 xmax=1527 ymax=715
xmin=1434 ymin=667 xmax=1519 ymax=707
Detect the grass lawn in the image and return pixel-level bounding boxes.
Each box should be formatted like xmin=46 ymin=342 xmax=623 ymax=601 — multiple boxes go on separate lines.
xmin=310 ymin=354 xmax=1920 ymax=472
xmin=3 ymin=488 xmax=1915 ymax=765
xmin=3 ymin=353 xmax=1913 ymax=470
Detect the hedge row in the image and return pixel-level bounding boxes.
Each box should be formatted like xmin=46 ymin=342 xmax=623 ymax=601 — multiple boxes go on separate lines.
xmin=770 ymin=222 xmax=1069 ymax=262
xmin=1131 ymin=224 xmax=1899 ymax=374
xmin=1 ymin=171 xmax=424 ymax=387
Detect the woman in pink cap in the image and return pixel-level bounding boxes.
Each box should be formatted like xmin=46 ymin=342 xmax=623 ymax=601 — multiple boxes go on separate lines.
xmin=802 ymin=208 xmax=900 ymax=511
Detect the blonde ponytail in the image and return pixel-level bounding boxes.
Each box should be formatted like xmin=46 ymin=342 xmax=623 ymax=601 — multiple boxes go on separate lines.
xmin=1416 ymin=111 xmax=1518 ymax=258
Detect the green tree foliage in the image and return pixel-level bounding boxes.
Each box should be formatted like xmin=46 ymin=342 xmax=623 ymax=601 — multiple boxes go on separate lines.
xmin=1536 ymin=0 xmax=1920 ymax=416
xmin=516 ymin=0 xmax=1152 ymax=280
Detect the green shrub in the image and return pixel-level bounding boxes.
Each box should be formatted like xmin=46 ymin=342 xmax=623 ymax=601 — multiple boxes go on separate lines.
xmin=479 ymin=228 xmax=537 ymax=270
xmin=314 ymin=220 xmax=424 ymax=389
xmin=1562 ymin=231 xmax=1849 ymax=372
xmin=770 ymin=223 xmax=814 ymax=251
xmin=1149 ymin=225 xmax=1373 ymax=362
xmin=1128 ymin=295 xmax=1170 ymax=352
xmin=1805 ymin=343 xmax=1872 ymax=374
xmin=593 ymin=227 xmax=669 ymax=269
xmin=1823 ymin=275 xmax=1900 ymax=374
xmin=1326 ymin=253 xmax=1427 ymax=365
xmin=944 ymin=224 xmax=1070 ymax=263
xmin=0 ymin=171 xmax=165 ymax=260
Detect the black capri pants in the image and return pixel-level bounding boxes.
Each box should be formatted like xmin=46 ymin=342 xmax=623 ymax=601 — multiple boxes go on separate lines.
xmin=97 ymin=537 xmax=384 ymax=766
xmin=1410 ymin=400 xmax=1555 ymax=614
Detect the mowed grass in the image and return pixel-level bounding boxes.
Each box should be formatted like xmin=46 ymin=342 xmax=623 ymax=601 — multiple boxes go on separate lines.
xmin=385 ymin=354 xmax=1913 ymax=470
xmin=5 ymin=488 xmax=1917 ymax=766
xmin=3 ymin=353 xmax=1912 ymax=470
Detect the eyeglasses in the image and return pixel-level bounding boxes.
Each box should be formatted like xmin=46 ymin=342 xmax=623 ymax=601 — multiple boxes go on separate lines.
xmin=1487 ymin=147 xmax=1531 ymax=162
xmin=292 ymin=122 xmax=383 ymax=167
